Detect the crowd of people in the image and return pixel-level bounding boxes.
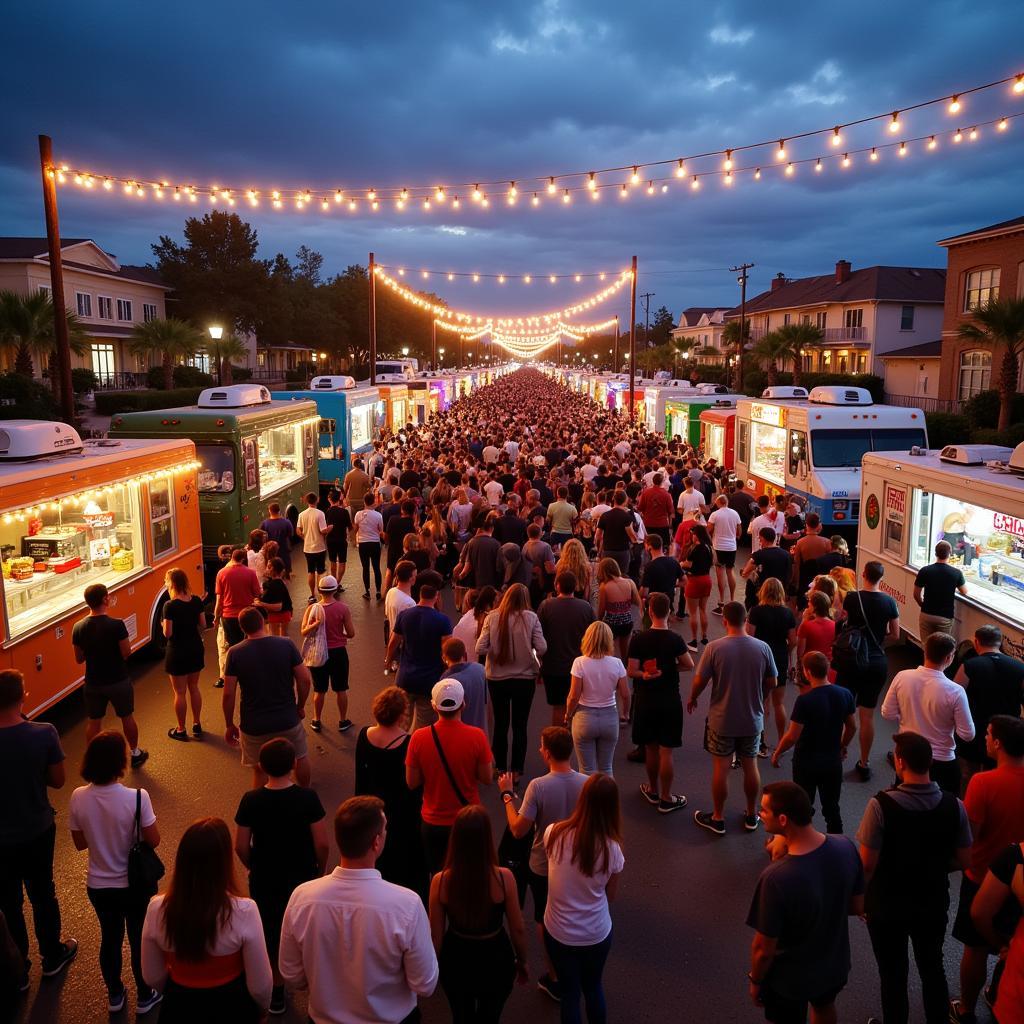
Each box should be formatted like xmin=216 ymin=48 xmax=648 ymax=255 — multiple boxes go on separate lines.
xmin=1 ymin=367 xmax=1024 ymax=1024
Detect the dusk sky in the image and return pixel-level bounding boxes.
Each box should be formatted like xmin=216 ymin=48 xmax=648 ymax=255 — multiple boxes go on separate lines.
xmin=2 ymin=1 xmax=1023 ymax=325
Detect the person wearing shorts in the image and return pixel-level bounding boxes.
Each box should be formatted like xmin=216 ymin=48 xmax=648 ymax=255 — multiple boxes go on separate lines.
xmin=324 ymin=489 xmax=352 ymax=592
xmin=708 ymin=495 xmax=742 ymax=612
xmin=302 ymin=576 xmax=355 ymax=734
xmin=537 ymin=571 xmax=595 ymax=727
xmin=296 ymin=491 xmax=332 ymax=605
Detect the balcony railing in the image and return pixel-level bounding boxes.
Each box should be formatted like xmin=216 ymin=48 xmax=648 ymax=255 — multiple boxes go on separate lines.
xmin=748 ymin=325 xmax=867 ymax=344
xmin=93 ymin=371 xmax=149 ymax=390
xmin=883 ymin=392 xmax=961 ymax=414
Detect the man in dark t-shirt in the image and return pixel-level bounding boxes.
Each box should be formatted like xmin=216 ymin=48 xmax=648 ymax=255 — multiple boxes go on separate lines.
xmin=741 ymin=529 xmax=793 ymax=607
xmin=537 ymin=571 xmax=595 ymax=724
xmin=261 ymin=503 xmax=296 ymax=576
xmin=913 ymin=540 xmax=967 ymax=642
xmin=596 ymin=492 xmax=637 ymax=576
xmin=640 ymin=536 xmax=683 ymax=604
xmin=324 ymin=490 xmax=352 ymax=590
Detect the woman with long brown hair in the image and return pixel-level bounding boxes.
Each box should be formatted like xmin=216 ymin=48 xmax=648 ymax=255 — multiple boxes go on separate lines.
xmin=429 ymin=805 xmax=528 ymax=1022
xmin=555 ymin=539 xmax=592 ymax=602
xmin=543 ymin=774 xmax=624 ymax=1024
xmin=141 ymin=818 xmax=272 ymax=1021
xmin=595 ymin=558 xmax=640 ymax=663
xmin=476 ymin=583 xmax=547 ymax=782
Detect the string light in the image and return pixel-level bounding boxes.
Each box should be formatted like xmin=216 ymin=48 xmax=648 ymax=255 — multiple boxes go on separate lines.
xmin=831 ymin=127 xmax=842 ymax=146
xmin=899 ymin=142 xmax=907 ymax=156
xmin=870 ymin=147 xmax=879 ymax=161
xmin=842 ymin=153 xmax=851 ymax=167
xmin=953 ymin=128 xmax=963 ymax=142
xmin=969 ymin=126 xmax=978 ymax=139
xmin=754 ymin=167 xmax=761 ymax=180
xmin=949 ymin=95 xmax=961 ymax=113
xmin=1016 ymin=75 xmax=1024 ymax=94
xmin=998 ymin=117 xmax=1009 ymax=131
xmin=723 ymin=150 xmax=733 ymax=171
xmin=646 ymin=181 xmax=655 ymax=194
xmin=531 ymin=193 xmax=539 ymax=206
xmin=889 ymin=111 xmax=901 ymax=133
xmin=776 ymin=140 xmax=787 ymax=160
xmin=675 ymin=159 xmax=686 ymax=177
xmin=723 ymin=171 xmax=733 ymax=185
xmin=562 ymin=189 xmax=571 ymax=204
xmin=630 ymin=166 xmax=640 ymax=185
xmin=928 ymin=136 xmax=937 ymax=149
xmin=547 ymin=177 xmax=556 ymax=194
xmin=815 ymin=158 xmax=823 ymax=172
xmin=785 ymin=163 xmax=795 ymax=176
xmin=587 ymin=172 xmax=597 ymax=190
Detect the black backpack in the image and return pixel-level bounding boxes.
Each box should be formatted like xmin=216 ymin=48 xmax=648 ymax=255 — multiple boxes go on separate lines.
xmin=831 ymin=590 xmax=879 ymax=673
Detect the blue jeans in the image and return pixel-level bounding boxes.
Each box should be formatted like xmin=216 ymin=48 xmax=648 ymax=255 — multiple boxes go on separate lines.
xmin=543 ymin=928 xmax=613 ymax=1024
xmin=572 ymin=705 xmax=618 ymax=775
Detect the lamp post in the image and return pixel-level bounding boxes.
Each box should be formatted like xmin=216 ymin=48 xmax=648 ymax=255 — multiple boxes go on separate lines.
xmin=208 ymin=325 xmax=223 ymax=384
xmin=439 ymin=346 xmax=445 ymax=369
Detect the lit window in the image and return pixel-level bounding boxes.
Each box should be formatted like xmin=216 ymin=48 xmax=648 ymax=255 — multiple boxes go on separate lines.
xmin=964 ymin=268 xmax=1000 ymax=311
xmin=958 ymin=350 xmax=992 ymax=400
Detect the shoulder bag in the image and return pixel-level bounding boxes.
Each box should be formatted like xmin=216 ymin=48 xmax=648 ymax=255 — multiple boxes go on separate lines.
xmin=127 ymin=789 xmax=165 ymax=894
xmin=301 ymin=602 xmax=328 ymax=668
xmin=831 ymin=589 xmax=879 ymax=673
xmin=430 ymin=725 xmax=469 ymax=806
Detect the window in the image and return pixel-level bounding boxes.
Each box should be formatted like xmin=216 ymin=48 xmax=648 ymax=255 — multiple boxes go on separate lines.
xmin=884 ymin=485 xmax=907 ymax=556
xmin=257 ymin=421 xmax=305 ymax=498
xmin=148 ymin=477 xmax=176 ymax=558
xmin=1 ymin=479 xmax=146 ymax=641
xmin=37 ymin=284 xmax=51 ymax=298
xmin=143 ymin=303 xmax=158 ymax=323
xmin=116 ymin=298 xmax=133 ymax=322
xmin=809 ymin=428 xmax=927 ymax=468
xmin=802 ymin=353 xmax=814 ymax=372
xmin=257 ymin=350 xmax=266 ymax=367
xmin=855 ymin=353 xmax=867 ymax=373
xmin=815 ymin=311 xmax=827 ymax=330
xmin=197 ymin=444 xmax=235 ymax=493
xmin=783 ymin=313 xmax=792 ymax=326
xmin=788 ymin=429 xmax=808 ymax=477
xmin=750 ymin=422 xmax=786 ymax=486
xmin=844 ymin=308 xmax=863 ymax=329
xmin=318 ymin=418 xmax=338 ymax=459
xmin=736 ymin=419 xmax=749 ymax=466
xmin=900 ymin=305 xmax=915 ymax=331
xmin=98 ymin=296 xmax=113 ymax=320
xmin=958 ymin=350 xmax=992 ymax=400
xmin=91 ymin=344 xmax=115 ymax=383
xmin=800 ymin=314 xmax=811 ymax=325
xmin=75 ymin=292 xmax=92 ymax=317
xmin=350 ymin=404 xmax=374 ymax=451
xmin=964 ymin=268 xmax=1000 ymax=311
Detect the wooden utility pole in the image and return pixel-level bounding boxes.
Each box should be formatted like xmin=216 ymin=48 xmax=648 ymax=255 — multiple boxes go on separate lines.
xmin=38 ymin=136 xmax=75 ymax=424
xmin=613 ymin=314 xmax=619 ymax=371
xmin=627 ymin=257 xmax=637 ymax=419
xmin=431 ymin=318 xmax=436 ymax=372
xmin=368 ymin=252 xmax=377 ymax=385
xmin=730 ymin=262 xmax=754 ymax=392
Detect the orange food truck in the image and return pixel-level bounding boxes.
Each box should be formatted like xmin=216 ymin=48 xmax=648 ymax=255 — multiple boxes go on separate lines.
xmin=0 ymin=420 xmax=203 ymax=718
xmin=699 ymin=404 xmax=737 ymax=469
xmin=375 ymin=381 xmax=410 ymax=432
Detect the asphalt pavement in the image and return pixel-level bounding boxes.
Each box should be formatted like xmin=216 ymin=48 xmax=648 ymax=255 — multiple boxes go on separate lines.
xmin=14 ymin=557 xmax=971 ymax=1024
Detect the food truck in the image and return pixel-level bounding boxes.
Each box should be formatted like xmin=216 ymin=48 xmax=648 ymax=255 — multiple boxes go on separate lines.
xmin=0 ymin=420 xmax=203 ymax=718
xmin=374 ymin=381 xmax=410 ymax=432
xmin=699 ymin=403 xmax=737 ymax=468
xmin=407 ymin=378 xmax=445 ymax=424
xmin=110 ymin=384 xmax=320 ymax=563
xmin=858 ymin=444 xmax=1024 ymax=652
xmin=734 ymin=386 xmax=927 ymax=534
xmin=276 ymin=377 xmax=382 ymax=489
xmin=647 ymin=385 xmax=736 ymax=444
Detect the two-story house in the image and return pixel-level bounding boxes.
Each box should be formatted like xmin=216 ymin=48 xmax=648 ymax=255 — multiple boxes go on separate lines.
xmin=726 ymin=261 xmax=945 ymax=376
xmin=0 ymin=237 xmax=171 ymax=385
xmin=935 ymin=215 xmax=1024 ymax=404
xmin=670 ymin=307 xmax=731 ymax=365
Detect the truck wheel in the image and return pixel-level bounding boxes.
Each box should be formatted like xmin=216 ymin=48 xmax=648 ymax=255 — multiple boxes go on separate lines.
xmin=146 ymin=593 xmax=169 ymax=660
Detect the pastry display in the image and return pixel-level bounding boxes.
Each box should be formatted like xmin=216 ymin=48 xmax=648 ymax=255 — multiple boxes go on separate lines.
xmin=10 ymin=557 xmax=34 ymax=581
xmin=112 ymin=548 xmax=134 ymax=571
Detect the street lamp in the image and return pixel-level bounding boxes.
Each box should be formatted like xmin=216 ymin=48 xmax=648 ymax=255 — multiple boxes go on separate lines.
xmin=208 ymin=325 xmax=223 ymax=383
xmin=402 ymin=346 xmax=409 ymax=357
xmin=439 ymin=347 xmax=445 ymax=369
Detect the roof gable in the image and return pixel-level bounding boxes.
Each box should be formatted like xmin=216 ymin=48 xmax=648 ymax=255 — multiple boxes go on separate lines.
xmin=938 ymin=215 xmax=1024 ymax=247
xmin=0 ymin=236 xmax=91 ymax=259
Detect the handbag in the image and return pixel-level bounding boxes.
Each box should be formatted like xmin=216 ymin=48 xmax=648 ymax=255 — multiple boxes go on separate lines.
xmin=430 ymin=725 xmax=469 ymax=805
xmin=301 ymin=602 xmax=328 ymax=668
xmin=831 ymin=589 xmax=879 ymax=673
xmin=127 ymin=789 xmax=164 ymax=894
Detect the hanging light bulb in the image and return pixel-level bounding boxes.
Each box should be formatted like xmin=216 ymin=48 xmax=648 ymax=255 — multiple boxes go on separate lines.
xmin=831 ymin=126 xmax=842 ymax=146
xmin=997 ymin=117 xmax=1009 ymax=131
xmin=591 ymin=187 xmax=600 ymax=200
xmin=524 ymin=275 xmax=532 ymax=284
xmin=472 ymin=273 xmax=480 ymax=282
xmin=103 ymin=176 xmax=113 ymax=190
xmin=1015 ymin=74 xmax=1024 ymax=94
xmin=899 ymin=141 xmax=907 ymax=156
xmin=953 ymin=128 xmax=963 ymax=142
xmin=870 ymin=147 xmax=879 ymax=160
xmin=785 ymin=162 xmax=795 ymax=176
xmin=587 ymin=172 xmax=596 ymax=190
xmin=498 ymin=274 xmax=505 ymax=284
xmin=646 ymin=180 xmax=655 ymax=194
xmin=842 ymin=152 xmax=851 ymax=167
xmin=969 ymin=126 xmax=978 ymax=139
xmin=620 ymin=183 xmax=628 ymax=198
xmin=547 ymin=177 xmax=557 ymax=194
xmin=676 ymin=159 xmax=686 ymax=177
xmin=435 ymin=187 xmax=446 ymax=202
xmin=452 ymin=196 xmax=460 ymax=209
xmin=889 ymin=111 xmax=901 ymax=132
xmin=447 ymin=273 xmax=454 ymax=281
xmin=723 ymin=171 xmax=733 ymax=185
xmin=723 ymin=150 xmax=733 ymax=171
xmin=948 ymin=95 xmax=961 ymax=114
xmin=630 ymin=166 xmax=640 ymax=185
xmin=549 ymin=274 xmax=557 ymax=283
xmin=367 ymin=188 xmax=377 ymax=202
xmin=927 ymin=136 xmax=937 ymax=149
xmin=754 ymin=167 xmax=761 ymax=180
xmin=562 ymin=189 xmax=571 ymax=204
xmin=335 ymin=189 xmax=344 ymax=203
xmin=776 ymin=140 xmax=787 ymax=160
xmin=815 ymin=158 xmax=823 ymax=172
xmin=691 ymin=175 xmax=700 ymax=190
xmin=531 ymin=193 xmax=539 ymax=206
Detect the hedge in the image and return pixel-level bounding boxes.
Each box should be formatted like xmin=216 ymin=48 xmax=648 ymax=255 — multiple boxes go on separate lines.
xmin=0 ymin=373 xmax=59 ymax=420
xmin=94 ymin=387 xmax=204 ymax=415
xmin=968 ymin=425 xmax=1024 ymax=448
xmin=738 ymin=370 xmax=884 ymax=401
xmin=961 ymin=389 xmax=1024 ymax=431
xmin=71 ymin=368 xmax=99 ymax=394
xmin=924 ymin=412 xmax=970 ymax=449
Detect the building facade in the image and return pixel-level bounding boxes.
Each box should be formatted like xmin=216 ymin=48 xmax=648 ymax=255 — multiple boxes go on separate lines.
xmin=670 ymin=307 xmax=730 ymax=365
xmin=935 ymin=215 xmax=1024 ymax=404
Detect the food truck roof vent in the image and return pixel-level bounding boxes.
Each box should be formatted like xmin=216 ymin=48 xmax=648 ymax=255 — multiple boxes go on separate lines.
xmin=694 ymin=383 xmax=729 ymax=395
xmin=761 ymin=386 xmax=809 ymax=400
xmin=0 ymin=419 xmax=83 ymax=459
xmin=653 ymin=370 xmax=673 ymax=380
xmin=712 ymin=398 xmax=738 ymax=408
xmin=197 ymin=384 xmax=271 ymax=408
xmin=807 ymin=386 xmax=873 ymax=406
xmin=1009 ymin=443 xmax=1024 ymax=473
xmin=938 ymin=444 xmax=1013 ymax=466
xmin=310 ymin=375 xmax=356 ymax=391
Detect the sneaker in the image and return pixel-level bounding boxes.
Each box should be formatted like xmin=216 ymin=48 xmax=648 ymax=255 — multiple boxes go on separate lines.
xmin=41 ymin=939 xmax=78 ymax=977
xmin=625 ymin=746 xmax=645 ymax=763
xmin=744 ymin=813 xmax=761 ymax=832
xmin=639 ymin=783 xmax=660 ymax=806
xmin=855 ymin=760 xmax=872 ymax=781
xmin=537 ymin=974 xmax=562 ymax=1002
xmin=686 ymin=640 xmax=699 ymax=652
xmin=694 ymin=810 xmax=726 ymax=835
xmin=108 ymin=986 xmax=126 ymax=1013
xmin=269 ymin=986 xmax=287 ymax=1015
xmin=948 ymin=999 xmax=977 ymax=1024
xmin=136 ymin=989 xmax=162 ymax=1015
xmin=167 ymin=727 xmax=189 ymax=742
xmin=701 ymin=635 xmax=709 ymax=645
xmin=338 ymin=719 xmax=353 ymax=733
xmin=310 ymin=719 xmax=322 ymax=733
xmin=130 ymin=750 xmax=149 ymax=770
xmin=362 ymin=591 xmax=371 ymax=600
xmin=658 ymin=795 xmax=688 ymax=814
xmin=192 ymin=723 xmax=203 ymax=738
xmin=213 ymin=677 xmax=225 ymax=689
xmin=711 ymin=604 xmax=724 ymax=616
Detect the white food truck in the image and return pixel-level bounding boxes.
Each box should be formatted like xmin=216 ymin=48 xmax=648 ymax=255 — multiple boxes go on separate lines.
xmin=857 ymin=443 xmax=1024 ymax=655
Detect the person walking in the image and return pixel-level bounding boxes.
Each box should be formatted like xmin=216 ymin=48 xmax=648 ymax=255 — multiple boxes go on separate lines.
xmin=595 ymin=558 xmax=641 ymax=664
xmin=223 ymin=607 xmax=313 ymax=789
xmin=213 ymin=547 xmax=262 ymax=652
xmin=747 ymin=578 xmax=797 ymax=751
xmin=914 ymin=540 xmax=967 ymax=642
xmin=68 ymin=731 xmax=162 ymax=1016
xmin=440 ymin=638 xmax=489 ymax=733
xmin=554 ymin=539 xmax=592 ymax=602
xmin=740 ymin=528 xmax=793 ymax=610
xmin=324 ymin=489 xmax=352 ymax=591
xmin=688 ymin=601 xmax=778 ymax=836
xmin=680 ymin=523 xmax=714 ymax=650
xmin=566 ymin=622 xmax=630 ymax=777
xmin=0 ymin=669 xmax=77 ymax=993
xmin=594 ymin=491 xmax=637 ymax=577
xmin=301 ymin=575 xmax=356 ymax=734
xmin=454 ymin=517 xmax=502 ymax=608
xmin=880 ymin=631 xmax=975 ymax=794
xmin=72 ymin=583 xmax=149 ymax=768
xmin=857 ymin=730 xmax=973 ymax=1024
xmin=795 ymin=591 xmax=836 ymax=682
xmin=161 ymin=568 xmax=206 ymax=742
xmin=790 ymin=512 xmax=832 ymax=608
xmin=342 ymin=456 xmax=373 ymax=508
xmin=538 ymin=571 xmax=596 ymax=727
xmin=746 ymin=782 xmax=864 ymax=1024
xmin=253 ymin=556 xmax=293 ymax=637
xmin=385 ymin=500 xmax=419 ymax=594
xmin=546 ymin=485 xmax=579 ymax=550
xmin=498 ymin=727 xmax=586 ymax=1003
xmin=297 ymin=491 xmax=333 ymax=604
xmin=260 ymin=502 xmax=295 ymax=579
xmin=233 ymin=738 xmax=328 ymax=1017
xmin=476 ymin=583 xmax=547 ymax=781
xmin=771 ymin=652 xmax=857 ymax=834
xmin=635 ymin=474 xmax=674 ymax=550
xmin=707 ymin=494 xmax=742 ymax=613
xmin=406 ymin=680 xmax=495 ymax=876
xmin=543 ymin=774 xmax=624 ymax=1024
xmin=141 ymin=818 xmax=273 ymax=1022
xmin=354 ymin=491 xmax=386 ymax=600
xmin=451 ymin=586 xmax=497 ymax=662
xmin=429 ymin=805 xmax=529 ymax=1022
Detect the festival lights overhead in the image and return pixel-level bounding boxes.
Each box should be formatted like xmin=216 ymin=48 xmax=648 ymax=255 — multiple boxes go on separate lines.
xmin=49 ymin=71 xmax=1023 ymax=217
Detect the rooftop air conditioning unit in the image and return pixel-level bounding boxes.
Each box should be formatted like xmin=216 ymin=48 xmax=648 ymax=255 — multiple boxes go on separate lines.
xmin=375 ymin=374 xmax=408 ymax=384
xmin=0 ymin=420 xmax=83 ymax=459
xmin=938 ymin=445 xmax=1014 ymax=466
xmin=311 ymin=375 xmax=356 ymax=391
xmin=761 ymin=386 xmax=809 ymax=400
xmin=808 ymin=386 xmax=872 ymax=405
xmin=1009 ymin=443 xmax=1024 ymax=474
xmin=711 ymin=398 xmax=739 ymax=408
xmin=653 ymin=370 xmax=672 ymax=380
xmin=197 ymin=384 xmax=271 ymax=408
xmin=694 ymin=383 xmax=728 ymax=395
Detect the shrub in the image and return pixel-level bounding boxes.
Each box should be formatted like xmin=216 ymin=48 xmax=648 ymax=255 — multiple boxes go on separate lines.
xmin=228 ymin=365 xmax=252 ymax=382
xmin=925 ymin=412 xmax=971 ymax=449
xmin=962 ymin=389 xmax=1024 ymax=431
xmin=285 ymin=367 xmax=308 ymax=382
xmin=71 ymin=368 xmax=99 ymax=394
xmin=0 ymin=373 xmax=59 ymax=420
xmin=969 ymin=425 xmax=1024 ymax=448
xmin=172 ymin=365 xmax=214 ymax=388
xmin=740 ymin=370 xmax=884 ymax=400
xmin=94 ymin=387 xmax=205 ymax=415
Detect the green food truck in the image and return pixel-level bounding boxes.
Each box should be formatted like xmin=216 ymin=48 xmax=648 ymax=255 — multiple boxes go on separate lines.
xmin=109 ymin=384 xmax=320 ymax=565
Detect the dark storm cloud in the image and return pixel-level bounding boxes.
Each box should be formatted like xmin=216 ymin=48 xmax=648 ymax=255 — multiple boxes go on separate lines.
xmin=1 ymin=0 xmax=1022 ymax=318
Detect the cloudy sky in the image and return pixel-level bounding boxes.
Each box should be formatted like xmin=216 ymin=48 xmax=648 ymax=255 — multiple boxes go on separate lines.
xmin=2 ymin=1 xmax=1022 ymax=325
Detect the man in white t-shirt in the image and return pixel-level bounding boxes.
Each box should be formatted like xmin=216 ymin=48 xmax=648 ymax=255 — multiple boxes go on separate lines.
xmin=483 ymin=476 xmax=504 ymax=507
xmin=580 ymin=460 xmax=599 ymax=483
xmin=384 ymin=560 xmax=417 ymax=658
xmin=296 ymin=492 xmax=333 ymax=604
xmin=503 ymin=438 xmax=520 ymax=460
xmin=748 ymin=496 xmax=785 ymax=553
xmin=614 ymin=439 xmax=631 ymax=461
xmin=482 ymin=443 xmax=500 ymax=464
xmin=676 ymin=478 xmax=706 ymax=519
xmin=707 ymin=495 xmax=742 ymax=612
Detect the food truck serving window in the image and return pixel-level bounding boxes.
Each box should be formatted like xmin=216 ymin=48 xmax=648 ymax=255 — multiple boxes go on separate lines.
xmin=258 ymin=421 xmax=304 ymax=498
xmin=810 ymin=428 xmax=927 ymax=468
xmin=909 ymin=489 xmax=1024 ymax=626
xmin=197 ymin=445 xmax=235 ymax=493
xmin=149 ymin=477 xmax=177 ymax=559
xmin=350 ymin=404 xmax=373 ymax=451
xmin=1 ymin=480 xmax=147 ymax=641
xmin=750 ymin=421 xmax=786 ymax=486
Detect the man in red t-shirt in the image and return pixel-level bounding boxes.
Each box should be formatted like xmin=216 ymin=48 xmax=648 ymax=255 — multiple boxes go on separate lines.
xmin=406 ymin=678 xmax=493 ymax=875
xmin=951 ymin=715 xmax=1024 ymax=1021
xmin=636 ymin=474 xmax=674 ymax=549
xmin=214 ymin=548 xmax=262 ymax=647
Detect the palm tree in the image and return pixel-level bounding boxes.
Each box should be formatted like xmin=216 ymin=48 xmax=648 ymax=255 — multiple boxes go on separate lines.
xmin=129 ymin=318 xmax=203 ymax=390
xmin=751 ymin=331 xmax=789 ymax=387
xmin=207 ymin=332 xmax=249 ymax=384
xmin=957 ymin=296 xmax=1024 ymax=432
xmin=0 ymin=289 xmax=89 ymax=384
xmin=770 ymin=322 xmax=822 ymax=388
xmin=722 ymin=319 xmax=751 ymax=389
xmin=671 ymin=335 xmax=697 ymax=378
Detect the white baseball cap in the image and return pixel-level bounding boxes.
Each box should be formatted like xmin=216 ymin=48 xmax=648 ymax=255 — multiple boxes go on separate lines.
xmin=317 ymin=575 xmax=339 ymax=592
xmin=431 ymin=679 xmax=464 ymax=712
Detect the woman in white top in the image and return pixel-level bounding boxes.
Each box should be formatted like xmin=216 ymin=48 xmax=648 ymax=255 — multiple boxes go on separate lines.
xmin=566 ymin=622 xmax=629 ymax=775
xmin=543 ymin=774 xmax=624 ymax=1023
xmin=452 ymin=586 xmax=497 ymax=656
xmin=352 ymin=492 xmax=385 ymax=600
xmin=142 ymin=818 xmax=272 ymax=1021
xmin=69 ymin=731 xmax=162 ymax=1015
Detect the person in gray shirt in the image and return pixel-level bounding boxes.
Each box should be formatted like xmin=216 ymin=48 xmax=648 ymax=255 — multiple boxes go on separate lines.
xmin=498 ymin=726 xmax=585 ymax=1003
xmin=537 ymin=571 xmax=596 ymax=726
xmin=687 ymin=601 xmax=777 ymax=836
